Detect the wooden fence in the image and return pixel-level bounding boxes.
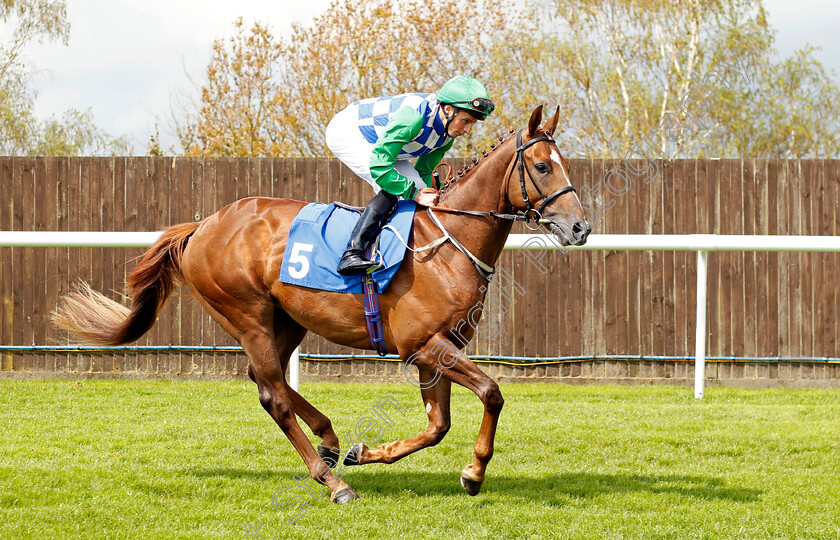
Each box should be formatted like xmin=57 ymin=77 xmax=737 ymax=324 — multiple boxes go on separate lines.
xmin=0 ymin=157 xmax=838 ymax=377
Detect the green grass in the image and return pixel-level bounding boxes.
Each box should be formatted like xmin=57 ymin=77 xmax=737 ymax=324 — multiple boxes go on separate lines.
xmin=1 ymin=379 xmax=839 ymax=539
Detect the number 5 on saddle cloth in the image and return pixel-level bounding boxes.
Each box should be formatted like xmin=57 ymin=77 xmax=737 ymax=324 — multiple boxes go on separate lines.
xmin=278 ymin=201 xmax=417 ymax=355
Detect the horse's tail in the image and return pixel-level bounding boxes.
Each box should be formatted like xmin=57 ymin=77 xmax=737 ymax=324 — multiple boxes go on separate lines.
xmin=52 ymin=222 xmax=200 ymax=346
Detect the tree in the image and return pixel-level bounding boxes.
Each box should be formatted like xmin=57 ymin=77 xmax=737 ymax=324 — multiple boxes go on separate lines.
xmin=1 ymin=0 xmax=68 ymax=153
xmin=177 ymin=0 xmax=517 ymax=158
xmin=711 ymin=46 xmax=840 ymax=158
xmin=177 ymin=0 xmax=839 ymax=159
xmin=1 ymin=0 xmax=129 ymax=155
xmin=0 ymin=0 xmax=69 ymax=79
xmin=177 ymin=18 xmax=287 ymax=157
xmin=34 ymin=109 xmax=132 ymax=156
xmin=509 ymin=0 xmax=840 ymax=158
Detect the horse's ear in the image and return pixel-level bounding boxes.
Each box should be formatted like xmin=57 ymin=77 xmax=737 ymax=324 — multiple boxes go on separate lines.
xmin=527 ymin=105 xmax=544 ymax=136
xmin=543 ymin=106 xmax=560 ymax=137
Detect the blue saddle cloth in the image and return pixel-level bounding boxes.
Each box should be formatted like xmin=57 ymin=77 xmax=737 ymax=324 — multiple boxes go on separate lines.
xmin=278 ymin=201 xmax=416 ymax=293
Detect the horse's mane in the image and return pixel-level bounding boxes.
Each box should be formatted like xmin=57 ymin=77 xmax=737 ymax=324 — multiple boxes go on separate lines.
xmin=437 ymin=130 xmax=517 ymax=203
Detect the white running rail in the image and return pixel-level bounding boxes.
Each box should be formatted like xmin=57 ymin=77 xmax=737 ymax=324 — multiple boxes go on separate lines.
xmin=4 ymin=231 xmax=840 ymax=398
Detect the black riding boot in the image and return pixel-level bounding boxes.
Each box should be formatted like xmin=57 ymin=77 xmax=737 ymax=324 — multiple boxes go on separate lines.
xmin=336 ymin=191 xmax=397 ymax=275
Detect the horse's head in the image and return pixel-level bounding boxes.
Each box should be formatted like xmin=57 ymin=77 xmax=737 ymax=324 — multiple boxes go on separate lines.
xmin=504 ymin=105 xmax=592 ymax=246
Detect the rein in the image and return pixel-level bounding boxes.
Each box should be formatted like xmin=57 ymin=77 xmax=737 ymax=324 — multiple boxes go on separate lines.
xmin=383 ymin=208 xmax=495 ymax=282
xmin=395 ymin=129 xmax=577 ymax=281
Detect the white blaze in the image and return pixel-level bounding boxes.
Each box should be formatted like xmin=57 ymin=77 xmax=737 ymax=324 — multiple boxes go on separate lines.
xmin=551 ymin=149 xmax=572 ymax=187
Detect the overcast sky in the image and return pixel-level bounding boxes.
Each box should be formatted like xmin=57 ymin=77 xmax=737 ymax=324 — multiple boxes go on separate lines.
xmin=20 ymin=0 xmax=840 ymax=154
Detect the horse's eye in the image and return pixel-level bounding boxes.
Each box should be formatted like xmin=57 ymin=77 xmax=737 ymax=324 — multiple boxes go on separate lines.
xmin=535 ymin=162 xmax=550 ymax=174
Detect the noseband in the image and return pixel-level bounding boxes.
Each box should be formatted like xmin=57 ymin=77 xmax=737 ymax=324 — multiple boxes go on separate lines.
xmin=507 ymin=129 xmax=576 ymax=224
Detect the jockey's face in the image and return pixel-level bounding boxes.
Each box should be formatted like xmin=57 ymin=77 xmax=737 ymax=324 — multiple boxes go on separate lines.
xmin=442 ymin=105 xmax=478 ymax=138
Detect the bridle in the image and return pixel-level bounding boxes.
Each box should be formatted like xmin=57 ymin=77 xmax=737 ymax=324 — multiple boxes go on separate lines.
xmin=415 ymin=129 xmax=577 ymax=281
xmin=506 ymin=129 xmax=576 ymax=226
xmin=431 ymin=128 xmax=576 ymax=227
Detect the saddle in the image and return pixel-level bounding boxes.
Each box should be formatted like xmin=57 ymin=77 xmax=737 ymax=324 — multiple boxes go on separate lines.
xmin=278 ymin=201 xmax=416 ymax=294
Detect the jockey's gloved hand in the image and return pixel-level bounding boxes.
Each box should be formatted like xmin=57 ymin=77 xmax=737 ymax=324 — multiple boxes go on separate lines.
xmin=414 ymin=187 xmax=438 ymax=207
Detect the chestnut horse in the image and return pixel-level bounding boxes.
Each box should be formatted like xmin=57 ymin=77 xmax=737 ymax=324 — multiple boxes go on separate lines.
xmin=52 ymin=105 xmax=591 ymax=504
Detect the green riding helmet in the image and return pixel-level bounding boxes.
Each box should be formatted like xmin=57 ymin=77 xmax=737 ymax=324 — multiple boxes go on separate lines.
xmin=436 ymin=75 xmax=495 ymax=121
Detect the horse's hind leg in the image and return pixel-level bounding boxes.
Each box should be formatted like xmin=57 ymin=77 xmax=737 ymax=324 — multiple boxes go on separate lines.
xmin=269 ymin=309 xmax=341 ymax=466
xmin=286 ymin=386 xmax=342 ymax=467
xmin=244 ymin=326 xmax=358 ymax=503
xmin=248 ymin=361 xmax=340 ymax=465
xmin=187 ymin=291 xmax=357 ymax=503
xmin=345 ymin=368 xmax=451 ymax=466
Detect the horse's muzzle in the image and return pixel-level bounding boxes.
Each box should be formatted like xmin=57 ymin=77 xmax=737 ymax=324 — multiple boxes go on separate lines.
xmin=550 ymin=220 xmax=592 ymax=246
xmin=571 ymin=219 xmax=592 ymax=245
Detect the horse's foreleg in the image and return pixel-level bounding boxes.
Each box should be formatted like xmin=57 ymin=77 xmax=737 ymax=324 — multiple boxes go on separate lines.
xmin=348 ymin=369 xmax=451 ymax=465
xmin=409 ymin=333 xmax=504 ymax=496
xmin=461 ymin=393 xmax=502 ymax=496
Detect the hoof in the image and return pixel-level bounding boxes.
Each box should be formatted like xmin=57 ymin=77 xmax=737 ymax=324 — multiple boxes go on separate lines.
xmin=317 ymin=443 xmax=340 ymax=469
xmin=331 ymin=487 xmax=360 ymax=504
xmin=343 ymin=443 xmax=365 ymax=466
xmin=460 ymin=475 xmax=483 ymax=496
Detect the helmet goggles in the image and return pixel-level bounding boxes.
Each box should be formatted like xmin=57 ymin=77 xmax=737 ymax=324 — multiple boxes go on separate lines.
xmin=447 ymin=97 xmax=495 ymax=117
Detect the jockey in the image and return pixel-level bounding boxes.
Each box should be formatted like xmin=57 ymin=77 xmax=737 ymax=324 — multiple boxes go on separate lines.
xmin=326 ymin=75 xmax=495 ymax=275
